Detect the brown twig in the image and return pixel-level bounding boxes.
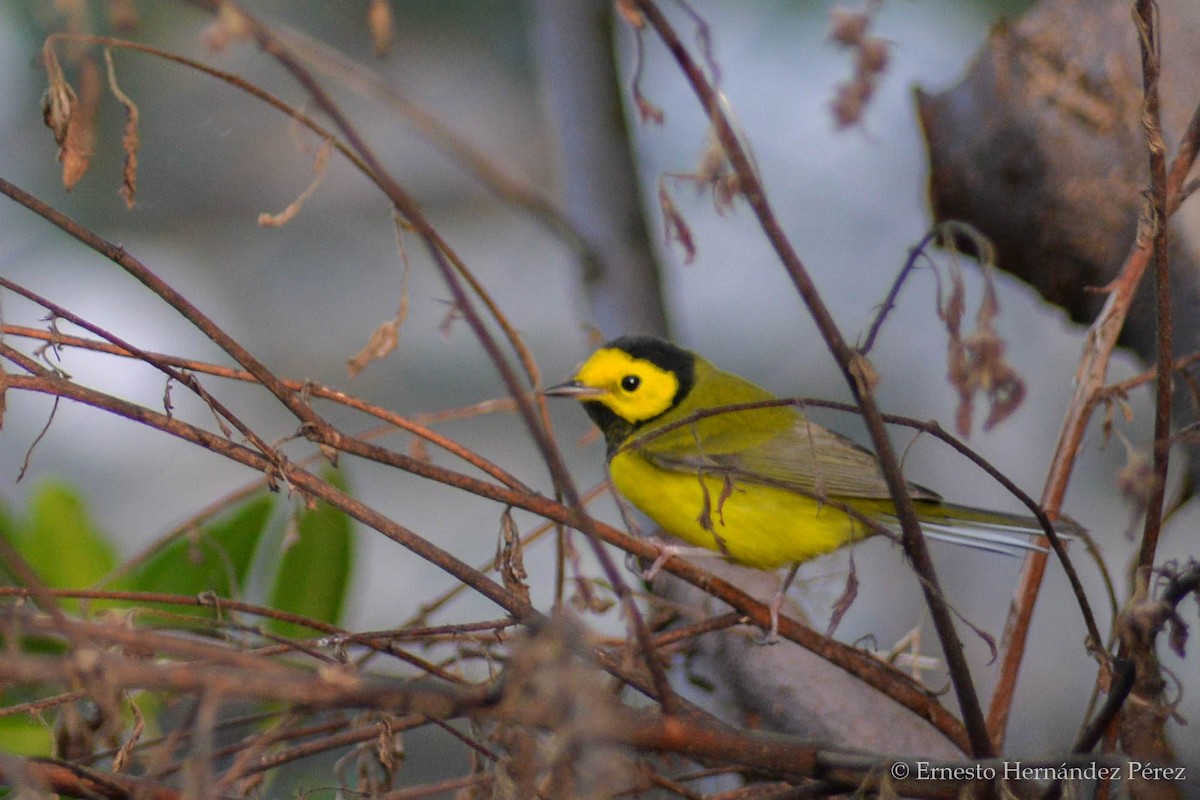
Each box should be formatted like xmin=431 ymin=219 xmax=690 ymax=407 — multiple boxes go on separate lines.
xmin=0 ymin=321 xmax=527 ymax=493
xmin=1133 ymin=0 xmax=1171 ymax=573
xmin=0 ymin=758 xmax=181 ymax=800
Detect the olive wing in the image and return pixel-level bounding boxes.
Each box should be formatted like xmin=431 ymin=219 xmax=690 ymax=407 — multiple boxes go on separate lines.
xmin=635 ymin=416 xmax=940 ymax=502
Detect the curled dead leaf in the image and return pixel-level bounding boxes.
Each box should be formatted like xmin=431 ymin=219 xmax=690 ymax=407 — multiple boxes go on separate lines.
xmin=346 ymin=317 xmax=401 ymax=378
xmin=103 ymin=49 xmax=140 ymax=209
xmin=937 ymin=252 xmax=1025 ymax=436
xmin=496 ymin=508 xmax=531 ymax=605
xmin=367 ymin=0 xmax=394 ymax=57
xmin=848 ymin=351 xmax=879 ymax=396
xmin=258 ymin=139 xmax=333 ymax=227
xmin=657 ymin=184 xmax=696 ymax=264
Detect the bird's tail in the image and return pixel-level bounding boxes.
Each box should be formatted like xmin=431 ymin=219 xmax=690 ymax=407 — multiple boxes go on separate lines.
xmin=898 ymin=502 xmax=1079 ymax=558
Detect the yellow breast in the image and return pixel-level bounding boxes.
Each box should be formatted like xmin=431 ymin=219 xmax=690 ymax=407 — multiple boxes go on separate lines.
xmin=609 ymin=449 xmax=875 ymax=569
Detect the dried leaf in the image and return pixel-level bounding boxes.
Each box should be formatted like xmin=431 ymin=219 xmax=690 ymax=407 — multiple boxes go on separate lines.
xmin=614 ymin=0 xmax=645 ymax=29
xmin=1166 ymin=609 xmax=1188 ymax=659
xmin=695 ymin=127 xmax=740 ymax=214
xmin=827 ymin=4 xmax=888 ymax=129
xmin=108 ymin=0 xmax=140 ymax=32
xmin=408 ymin=437 xmax=429 ymax=463
xmin=634 ymin=89 xmax=664 ymax=126
xmin=658 ymin=184 xmax=696 ymax=264
xmin=103 ymin=48 xmax=140 ymax=209
xmin=938 ymin=258 xmax=1025 ymax=436
xmin=828 ymin=8 xmax=869 ymax=47
xmin=830 ymin=77 xmax=874 ymax=130
xmin=848 ymin=351 xmax=879 ymax=396
xmin=346 ymin=317 xmax=401 ymax=379
xmin=825 ymin=549 xmax=859 ymax=636
xmin=111 ymin=698 xmax=144 ymax=774
xmin=857 ymin=37 xmax=890 ymax=74
xmin=367 ymin=0 xmax=394 ymax=58
xmin=201 ymin=3 xmax=251 ymax=52
xmin=694 ymin=471 xmax=714 ymax=533
xmin=41 ymin=44 xmax=76 ymax=147
xmin=1115 ymin=432 xmax=1158 ymax=508
xmin=496 ymin=508 xmax=530 ymax=605
xmin=715 ymin=473 xmax=734 ymax=526
xmin=347 ymin=214 xmax=410 ymax=377
xmin=258 ymin=138 xmax=333 ymax=227
xmin=42 ymin=47 xmax=100 ymax=191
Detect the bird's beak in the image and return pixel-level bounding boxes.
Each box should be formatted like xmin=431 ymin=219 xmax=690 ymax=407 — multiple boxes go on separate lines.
xmin=543 ymin=380 xmax=605 ymax=399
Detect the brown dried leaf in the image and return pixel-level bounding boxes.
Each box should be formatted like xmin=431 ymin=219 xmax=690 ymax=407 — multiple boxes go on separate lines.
xmin=830 ymin=77 xmax=874 ymax=130
xmin=1116 ymin=432 xmax=1158 ymax=507
xmin=827 ymin=8 xmax=869 ymax=47
xmin=614 ymin=0 xmax=645 ymax=29
xmin=658 ymin=184 xmax=696 ymax=264
xmin=103 ymin=48 xmax=140 ymax=209
xmin=857 ymin=37 xmax=890 ymax=75
xmin=827 ymin=4 xmax=887 ymax=129
xmin=939 ymin=260 xmax=1026 ymax=435
xmin=41 ymin=47 xmax=100 ymax=191
xmin=496 ymin=508 xmax=531 ymax=605
xmin=408 ymin=437 xmax=429 ymax=463
xmin=201 ymin=3 xmax=251 ymax=52
xmin=825 ymin=549 xmax=859 ymax=637
xmin=258 ymin=138 xmax=333 ymax=227
xmin=1166 ymin=608 xmax=1188 ymax=659
xmin=41 ymin=44 xmax=76 ymax=147
xmin=111 ymin=699 xmax=144 ymax=774
xmin=347 ymin=317 xmax=401 ymax=379
xmin=347 ymin=214 xmax=411 ymax=377
xmin=634 ymin=89 xmax=664 ymax=126
xmin=848 ymin=351 xmax=879 ymax=396
xmin=367 ymin=0 xmax=394 ymax=58
xmin=108 ymin=0 xmax=140 ymax=32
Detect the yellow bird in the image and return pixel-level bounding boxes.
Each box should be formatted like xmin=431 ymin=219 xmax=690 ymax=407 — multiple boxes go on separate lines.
xmin=547 ymin=335 xmax=1061 ymax=640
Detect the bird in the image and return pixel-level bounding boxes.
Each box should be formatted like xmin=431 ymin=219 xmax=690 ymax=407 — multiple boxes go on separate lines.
xmin=546 ymin=335 xmax=1067 ymax=641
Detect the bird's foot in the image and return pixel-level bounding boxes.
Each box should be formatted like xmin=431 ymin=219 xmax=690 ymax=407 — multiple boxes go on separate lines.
xmin=750 ymin=588 xmax=788 ymax=645
xmin=636 ymin=539 xmax=714 ymax=581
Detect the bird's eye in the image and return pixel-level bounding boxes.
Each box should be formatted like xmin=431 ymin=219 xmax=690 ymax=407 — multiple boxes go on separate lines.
xmin=620 ymin=375 xmax=641 ymax=392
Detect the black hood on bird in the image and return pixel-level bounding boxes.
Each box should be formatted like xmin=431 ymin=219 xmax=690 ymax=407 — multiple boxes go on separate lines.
xmin=604 ymin=335 xmax=696 ymax=406
xmin=582 ymin=336 xmax=697 ymax=454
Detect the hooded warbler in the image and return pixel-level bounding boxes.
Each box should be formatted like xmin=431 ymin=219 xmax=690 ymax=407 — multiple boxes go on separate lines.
xmin=547 ymin=335 xmax=1063 ymax=639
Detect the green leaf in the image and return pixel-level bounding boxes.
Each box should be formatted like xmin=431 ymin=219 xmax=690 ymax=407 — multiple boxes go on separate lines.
xmin=268 ymin=470 xmax=354 ymax=638
xmin=0 ymin=714 xmax=53 ymax=756
xmin=16 ymin=482 xmax=116 ymax=601
xmin=124 ymin=494 xmax=274 ymax=604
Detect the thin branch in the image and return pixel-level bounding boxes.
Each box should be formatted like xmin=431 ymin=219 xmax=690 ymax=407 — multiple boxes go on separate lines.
xmin=1133 ymin=0 xmax=1171 ymax=572
xmin=0 ymin=321 xmax=527 ymax=493
xmin=0 ymin=757 xmax=181 ymax=800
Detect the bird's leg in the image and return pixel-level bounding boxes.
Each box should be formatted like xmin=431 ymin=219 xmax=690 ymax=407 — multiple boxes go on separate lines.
xmin=758 ymin=561 xmax=802 ymax=645
xmin=638 ymin=538 xmax=719 ymax=581
xmin=876 ymin=625 xmax=941 ymax=681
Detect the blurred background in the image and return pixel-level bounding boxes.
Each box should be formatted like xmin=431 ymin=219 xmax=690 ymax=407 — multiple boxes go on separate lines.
xmin=1 ymin=0 xmax=1194 ymax=772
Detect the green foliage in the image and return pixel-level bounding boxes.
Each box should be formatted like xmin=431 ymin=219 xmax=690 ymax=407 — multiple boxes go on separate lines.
xmin=118 ymin=494 xmax=274 ymax=608
xmin=268 ymin=469 xmax=354 ymax=638
xmin=0 ymin=475 xmax=356 ymax=759
xmin=0 ymin=481 xmax=116 ymax=605
xmin=0 ymin=714 xmax=54 ymax=757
